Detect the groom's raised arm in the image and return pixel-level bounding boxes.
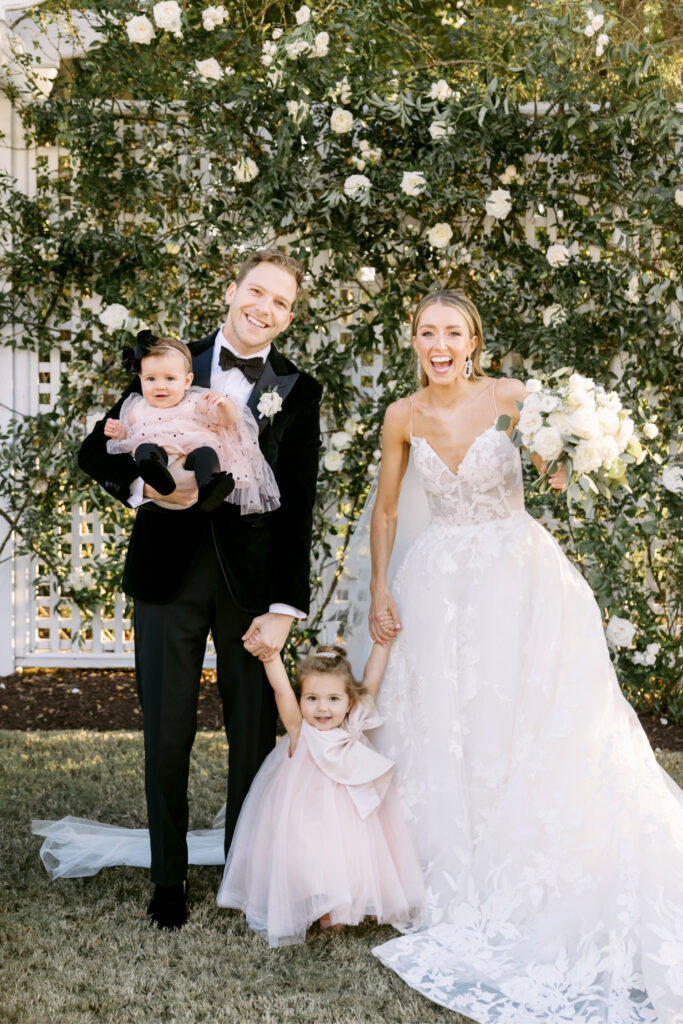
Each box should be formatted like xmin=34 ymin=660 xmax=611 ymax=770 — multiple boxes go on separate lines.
xmin=78 ymin=383 xmax=141 ymax=507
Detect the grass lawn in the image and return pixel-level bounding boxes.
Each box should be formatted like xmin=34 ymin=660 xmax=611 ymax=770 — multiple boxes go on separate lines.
xmin=1 ymin=730 xmax=464 ymax=1024
xmin=2 ymin=732 xmax=681 ymax=1024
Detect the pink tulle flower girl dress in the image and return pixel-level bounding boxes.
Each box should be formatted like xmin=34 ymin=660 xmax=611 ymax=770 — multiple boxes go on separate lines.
xmin=217 ymin=643 xmax=425 ymax=947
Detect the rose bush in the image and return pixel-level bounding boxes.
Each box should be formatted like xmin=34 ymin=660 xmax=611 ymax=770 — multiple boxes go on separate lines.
xmin=0 ymin=0 xmax=680 ymax=718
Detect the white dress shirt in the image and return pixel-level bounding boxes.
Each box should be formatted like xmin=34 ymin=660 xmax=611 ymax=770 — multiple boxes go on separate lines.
xmin=128 ymin=327 xmax=304 ymax=620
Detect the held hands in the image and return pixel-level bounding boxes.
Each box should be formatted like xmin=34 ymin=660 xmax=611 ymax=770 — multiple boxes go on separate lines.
xmin=369 ymin=588 xmax=402 ymax=646
xmin=243 ymin=613 xmax=294 ymax=662
xmin=104 ymin=418 xmax=127 ymax=440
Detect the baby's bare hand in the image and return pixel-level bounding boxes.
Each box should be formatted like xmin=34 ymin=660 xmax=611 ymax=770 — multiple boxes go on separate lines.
xmin=201 ymin=391 xmax=226 ymax=407
xmin=104 ymin=419 xmax=126 ymax=440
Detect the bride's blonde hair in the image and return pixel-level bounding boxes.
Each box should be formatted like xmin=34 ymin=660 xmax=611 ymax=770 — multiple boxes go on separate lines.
xmin=411 ymin=290 xmax=485 ymax=388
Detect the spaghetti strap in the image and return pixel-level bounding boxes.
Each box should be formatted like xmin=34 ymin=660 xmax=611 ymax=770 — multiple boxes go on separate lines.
xmin=409 ymin=395 xmax=414 ymax=437
xmin=491 ymin=380 xmax=498 ymax=418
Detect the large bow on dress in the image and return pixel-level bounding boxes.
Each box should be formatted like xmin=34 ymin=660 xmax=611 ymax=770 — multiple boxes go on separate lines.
xmin=301 ymin=700 xmax=394 ymax=819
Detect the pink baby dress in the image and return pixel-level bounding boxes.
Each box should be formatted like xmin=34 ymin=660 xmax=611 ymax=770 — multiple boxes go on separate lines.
xmin=216 ymin=700 xmax=425 ymax=947
xmin=106 ymin=387 xmax=280 ymax=514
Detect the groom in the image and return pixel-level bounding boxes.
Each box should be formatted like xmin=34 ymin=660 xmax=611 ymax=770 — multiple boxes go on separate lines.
xmin=78 ymin=250 xmax=322 ymax=928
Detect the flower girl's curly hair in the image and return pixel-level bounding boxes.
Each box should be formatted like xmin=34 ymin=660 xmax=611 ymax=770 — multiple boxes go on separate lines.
xmin=294 ymin=644 xmax=367 ymax=704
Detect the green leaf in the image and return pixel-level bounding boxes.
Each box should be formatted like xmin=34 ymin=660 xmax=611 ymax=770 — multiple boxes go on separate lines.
xmin=496 ymin=414 xmax=511 ymax=431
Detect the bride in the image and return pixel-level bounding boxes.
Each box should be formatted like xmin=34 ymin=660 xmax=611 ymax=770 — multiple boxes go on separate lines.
xmin=366 ymin=290 xmax=683 ymax=1023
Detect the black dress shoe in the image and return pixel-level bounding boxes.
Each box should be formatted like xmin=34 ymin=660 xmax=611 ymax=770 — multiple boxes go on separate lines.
xmin=137 ymin=455 xmax=176 ymax=496
xmin=147 ymin=881 xmax=188 ymax=930
xmin=197 ymin=471 xmax=235 ymax=512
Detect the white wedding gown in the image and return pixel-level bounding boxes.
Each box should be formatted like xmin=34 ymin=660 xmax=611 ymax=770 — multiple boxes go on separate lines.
xmin=370 ymin=422 xmax=683 ymax=1024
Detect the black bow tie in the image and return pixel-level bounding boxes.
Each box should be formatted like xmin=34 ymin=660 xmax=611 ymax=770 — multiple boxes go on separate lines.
xmin=218 ymin=347 xmax=266 ymax=384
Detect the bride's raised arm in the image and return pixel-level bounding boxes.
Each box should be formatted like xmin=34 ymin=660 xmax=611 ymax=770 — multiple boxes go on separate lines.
xmin=369 ymin=398 xmax=411 ymax=644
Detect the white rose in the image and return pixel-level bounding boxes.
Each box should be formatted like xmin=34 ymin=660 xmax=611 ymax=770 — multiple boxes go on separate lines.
xmin=661 ymin=466 xmax=683 ymax=494
xmin=518 ymin=408 xmax=543 ymax=437
xmin=272 ymin=28 xmax=283 ymax=40
xmin=548 ymin=409 xmax=571 ymax=435
xmin=539 ymin=393 xmax=559 ymax=413
xmin=591 ymin=13 xmax=605 ymax=30
xmin=233 ymin=156 xmax=259 ymax=182
xmin=567 ymin=406 xmax=599 ymax=439
xmin=485 ymin=188 xmax=512 ymax=220
xmin=531 ymin=425 xmax=564 ymax=463
xmin=401 ymin=171 xmax=427 ymax=197
xmin=605 ymin=616 xmax=637 ymax=648
xmin=616 ymin=416 xmax=635 ymax=449
xmin=126 ymin=15 xmax=155 ymax=44
xmin=343 ymin=174 xmax=371 ymax=198
xmin=202 ymin=5 xmax=227 ymax=30
xmin=573 ymin=440 xmax=603 ymax=473
xmin=429 ymin=120 xmax=449 ymax=139
xmin=588 ymin=244 xmax=602 ymax=262
xmin=675 ymin=189 xmax=683 ymax=208
xmin=344 ymin=416 xmax=361 ymax=436
xmin=100 ymin=303 xmax=129 ymax=331
xmin=350 ymin=155 xmax=366 ymax=171
xmin=331 ymin=430 xmax=352 ymax=450
xmin=546 ymin=243 xmax=571 ymax=268
xmin=522 ymin=392 xmax=541 ymax=413
xmin=499 ymin=164 xmax=518 ymax=185
xmin=257 ymin=390 xmax=283 ymax=420
xmin=153 ymin=1 xmax=182 ymax=34
xmin=625 ymin=274 xmax=640 ymax=304
xmin=479 ymin=350 xmax=492 ymax=370
xmin=295 ymin=4 xmax=311 ymax=24
xmin=568 ymin=372 xmax=594 ymax=392
xmin=428 ymin=78 xmax=453 ymax=102
xmin=597 ymin=32 xmax=609 ymax=47
xmin=427 ymin=222 xmax=453 ymax=248
xmin=584 ymin=23 xmax=595 ymax=37
xmin=285 ymin=39 xmax=310 ymax=58
xmin=525 ymin=379 xmax=542 ymax=393
xmin=597 ymin=407 xmax=620 ymax=435
xmin=643 ymin=422 xmax=658 ymax=439
xmin=310 ymin=31 xmax=329 ymax=57
xmin=330 ymin=107 xmax=354 ymax=133
xmin=597 ymin=434 xmax=619 ymax=468
xmin=323 ymin=450 xmax=344 ymax=471
xmin=196 ymin=58 xmax=223 ymax=81
xmin=542 ymin=303 xmax=567 ymax=327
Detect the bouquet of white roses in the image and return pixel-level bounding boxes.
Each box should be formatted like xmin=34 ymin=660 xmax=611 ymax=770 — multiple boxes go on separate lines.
xmin=497 ymin=371 xmax=647 ymax=504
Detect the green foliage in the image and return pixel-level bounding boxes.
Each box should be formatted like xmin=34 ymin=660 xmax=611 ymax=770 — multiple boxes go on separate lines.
xmin=0 ymin=0 xmax=681 ymax=716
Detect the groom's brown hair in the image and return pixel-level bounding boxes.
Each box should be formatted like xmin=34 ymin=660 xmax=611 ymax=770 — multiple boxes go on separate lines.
xmin=234 ymin=248 xmax=305 ymax=306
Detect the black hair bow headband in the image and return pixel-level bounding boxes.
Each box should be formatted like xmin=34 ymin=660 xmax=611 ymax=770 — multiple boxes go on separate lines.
xmin=121 ymin=330 xmax=159 ymax=374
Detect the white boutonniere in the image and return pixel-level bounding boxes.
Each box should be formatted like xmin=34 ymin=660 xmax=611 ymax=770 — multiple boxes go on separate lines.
xmin=257 ymin=385 xmax=283 ymax=424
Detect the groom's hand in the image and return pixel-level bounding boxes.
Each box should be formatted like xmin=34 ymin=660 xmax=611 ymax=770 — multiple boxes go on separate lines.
xmin=143 ymin=464 xmax=199 ymax=506
xmin=243 ymin=613 xmax=294 ymax=661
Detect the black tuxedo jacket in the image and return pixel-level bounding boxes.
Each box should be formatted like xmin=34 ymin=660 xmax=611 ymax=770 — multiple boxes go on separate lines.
xmin=78 ymin=335 xmax=322 ymax=614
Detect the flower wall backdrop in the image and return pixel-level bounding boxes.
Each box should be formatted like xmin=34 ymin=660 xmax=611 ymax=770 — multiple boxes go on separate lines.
xmin=0 ymin=0 xmax=681 ymax=717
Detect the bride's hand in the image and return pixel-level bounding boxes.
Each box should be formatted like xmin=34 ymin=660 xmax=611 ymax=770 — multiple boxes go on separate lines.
xmin=544 ymin=461 xmax=568 ymax=491
xmin=369 ymin=589 xmax=401 ymax=645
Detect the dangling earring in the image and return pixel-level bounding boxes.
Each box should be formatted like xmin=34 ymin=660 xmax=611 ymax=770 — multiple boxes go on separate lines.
xmin=463 ymin=354 xmax=473 ymax=380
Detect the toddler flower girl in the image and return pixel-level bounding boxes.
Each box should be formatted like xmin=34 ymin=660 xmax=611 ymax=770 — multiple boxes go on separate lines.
xmin=217 ymin=640 xmax=424 ymax=946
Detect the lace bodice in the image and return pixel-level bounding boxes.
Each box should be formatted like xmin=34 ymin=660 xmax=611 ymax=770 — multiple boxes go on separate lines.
xmin=410 ymin=425 xmax=525 ymax=526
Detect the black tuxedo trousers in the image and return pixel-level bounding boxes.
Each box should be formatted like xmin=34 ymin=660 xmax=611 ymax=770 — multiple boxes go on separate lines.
xmin=135 ymin=530 xmax=277 ymax=885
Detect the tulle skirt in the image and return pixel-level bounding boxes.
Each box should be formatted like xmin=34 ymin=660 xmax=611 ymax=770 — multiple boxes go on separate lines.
xmin=371 ymin=511 xmax=683 ymax=1023
xmin=217 ymin=736 xmax=425 ymax=947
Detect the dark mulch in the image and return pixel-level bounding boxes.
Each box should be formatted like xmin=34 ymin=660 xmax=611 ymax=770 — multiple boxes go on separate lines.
xmin=0 ymin=668 xmax=224 ymax=731
xmin=0 ymin=668 xmax=681 ymax=751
